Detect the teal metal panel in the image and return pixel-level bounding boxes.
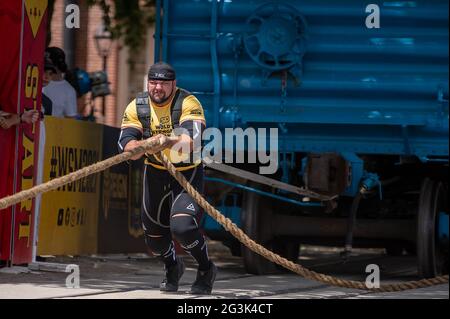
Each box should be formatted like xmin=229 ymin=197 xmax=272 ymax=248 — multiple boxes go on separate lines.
xmin=156 ymin=0 xmax=449 ymax=157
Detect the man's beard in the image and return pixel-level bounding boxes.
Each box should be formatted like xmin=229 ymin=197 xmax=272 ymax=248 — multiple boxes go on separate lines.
xmin=150 ymin=87 xmax=174 ymax=105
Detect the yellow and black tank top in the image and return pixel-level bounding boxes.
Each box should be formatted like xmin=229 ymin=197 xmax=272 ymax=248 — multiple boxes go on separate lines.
xmin=120 ymin=88 xmax=205 ymax=171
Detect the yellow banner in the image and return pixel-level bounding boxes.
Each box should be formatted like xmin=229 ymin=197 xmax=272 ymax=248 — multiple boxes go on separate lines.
xmin=37 ymin=117 xmax=103 ymax=255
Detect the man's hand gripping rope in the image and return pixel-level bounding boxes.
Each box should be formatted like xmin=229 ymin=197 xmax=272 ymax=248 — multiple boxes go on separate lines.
xmin=0 ymin=134 xmax=176 ymax=211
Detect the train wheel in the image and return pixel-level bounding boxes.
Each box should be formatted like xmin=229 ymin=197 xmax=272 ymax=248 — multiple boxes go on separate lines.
xmin=241 ymin=188 xmax=278 ymax=275
xmin=417 ymin=178 xmax=449 ymax=278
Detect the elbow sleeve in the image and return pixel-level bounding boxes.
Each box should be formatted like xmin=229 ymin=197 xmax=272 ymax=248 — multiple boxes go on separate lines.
xmin=118 ymin=127 xmax=142 ymax=153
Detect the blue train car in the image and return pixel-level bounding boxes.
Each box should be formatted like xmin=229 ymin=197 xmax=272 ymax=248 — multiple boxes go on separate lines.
xmin=154 ymin=0 xmax=448 ymax=277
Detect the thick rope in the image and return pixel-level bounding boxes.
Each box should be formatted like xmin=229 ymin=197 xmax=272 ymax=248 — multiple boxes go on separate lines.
xmin=0 ymin=138 xmax=447 ymax=292
xmin=160 ymin=153 xmax=449 ymax=292
xmin=0 ymin=137 xmax=167 ymax=210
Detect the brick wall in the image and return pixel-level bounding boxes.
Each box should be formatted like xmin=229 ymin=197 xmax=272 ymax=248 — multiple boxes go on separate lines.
xmin=48 ymin=0 xmax=119 ymax=126
xmin=115 ymin=27 xmax=155 ymax=128
xmin=48 ymin=0 xmax=154 ymax=127
xmin=49 ymin=0 xmax=64 ymax=49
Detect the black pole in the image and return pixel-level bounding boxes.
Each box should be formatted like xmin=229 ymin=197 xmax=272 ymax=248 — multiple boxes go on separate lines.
xmin=102 ymin=55 xmax=107 ymax=117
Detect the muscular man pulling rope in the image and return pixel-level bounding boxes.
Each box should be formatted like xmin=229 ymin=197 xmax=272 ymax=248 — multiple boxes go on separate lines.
xmin=118 ymin=62 xmax=217 ymax=295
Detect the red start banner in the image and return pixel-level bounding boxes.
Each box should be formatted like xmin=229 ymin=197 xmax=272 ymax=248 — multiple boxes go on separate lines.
xmin=0 ymin=0 xmax=47 ymax=265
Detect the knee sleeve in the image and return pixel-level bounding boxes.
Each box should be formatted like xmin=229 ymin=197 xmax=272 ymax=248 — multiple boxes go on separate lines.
xmin=170 ymin=215 xmax=199 ymax=248
xmin=170 ymin=215 xmax=210 ymax=269
xmin=145 ymin=233 xmax=172 ymax=257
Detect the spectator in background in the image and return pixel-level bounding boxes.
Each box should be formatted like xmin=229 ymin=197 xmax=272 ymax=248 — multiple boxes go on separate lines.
xmin=43 ymin=47 xmax=78 ymax=118
xmin=32 ymin=56 xmax=55 ymax=261
xmin=1 ymin=56 xmax=55 ymax=130
xmin=0 ymin=57 xmax=54 ymax=130
xmin=42 ymin=57 xmax=55 ymax=116
xmin=0 ymin=109 xmax=39 ymax=129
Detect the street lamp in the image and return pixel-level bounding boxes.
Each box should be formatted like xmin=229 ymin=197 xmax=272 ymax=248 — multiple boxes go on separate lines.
xmin=94 ymin=24 xmax=112 ymax=118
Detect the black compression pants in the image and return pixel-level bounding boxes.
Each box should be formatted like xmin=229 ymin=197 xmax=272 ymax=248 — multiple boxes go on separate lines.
xmin=141 ymin=164 xmax=210 ymax=270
